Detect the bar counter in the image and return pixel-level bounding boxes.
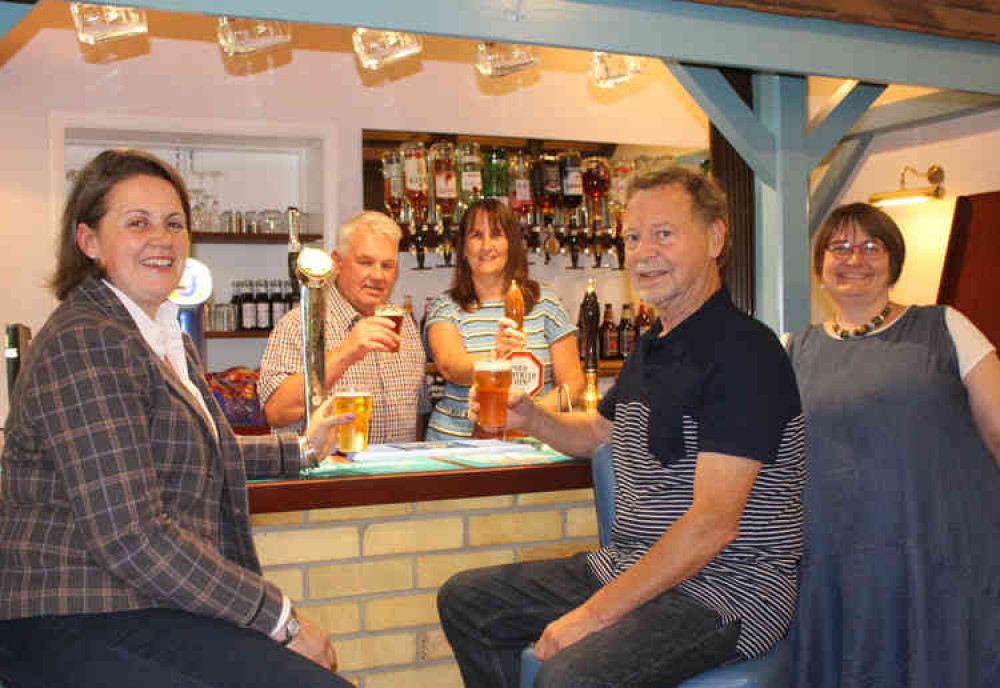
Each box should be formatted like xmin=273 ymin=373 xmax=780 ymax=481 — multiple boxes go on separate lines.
xmin=249 ymin=456 xmax=593 ymax=513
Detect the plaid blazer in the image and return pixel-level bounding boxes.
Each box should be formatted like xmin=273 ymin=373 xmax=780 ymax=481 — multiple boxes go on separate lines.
xmin=0 ymin=276 xmax=298 ymax=634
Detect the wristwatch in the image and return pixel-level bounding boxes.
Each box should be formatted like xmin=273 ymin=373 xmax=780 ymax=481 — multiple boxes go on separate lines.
xmin=278 ymin=609 xmax=302 ymax=646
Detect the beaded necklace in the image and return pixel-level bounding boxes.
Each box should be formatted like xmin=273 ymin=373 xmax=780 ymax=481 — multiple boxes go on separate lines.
xmin=831 ymin=303 xmax=892 ymax=339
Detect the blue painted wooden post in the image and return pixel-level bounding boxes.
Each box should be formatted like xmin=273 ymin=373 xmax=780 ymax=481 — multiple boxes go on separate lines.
xmin=754 ymin=75 xmax=811 ymax=334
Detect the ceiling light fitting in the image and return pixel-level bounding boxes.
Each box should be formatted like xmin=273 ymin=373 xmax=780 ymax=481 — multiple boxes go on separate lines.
xmin=69 ymin=3 xmax=147 ymax=45
xmin=589 ymin=52 xmax=642 ymax=88
xmin=869 ymin=164 xmax=945 ymax=208
xmin=216 ymin=17 xmax=291 ymax=56
xmin=474 ymin=42 xmax=538 ymax=77
xmin=352 ymin=28 xmax=423 ymax=70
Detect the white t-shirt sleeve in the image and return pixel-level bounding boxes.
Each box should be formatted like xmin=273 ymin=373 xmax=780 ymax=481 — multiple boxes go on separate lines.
xmin=944 ymin=306 xmax=996 ymax=379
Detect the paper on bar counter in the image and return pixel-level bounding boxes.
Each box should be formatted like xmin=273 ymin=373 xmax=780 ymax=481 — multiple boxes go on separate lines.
xmin=299 ymin=439 xmax=575 ymax=477
xmin=351 ymin=439 xmax=524 ymax=461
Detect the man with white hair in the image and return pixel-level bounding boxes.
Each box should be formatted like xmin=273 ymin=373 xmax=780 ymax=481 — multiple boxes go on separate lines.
xmin=259 ymin=211 xmax=424 ymax=441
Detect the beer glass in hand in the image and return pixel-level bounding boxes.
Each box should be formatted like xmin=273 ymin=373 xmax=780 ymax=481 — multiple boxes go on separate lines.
xmin=375 ymin=303 xmax=404 ymax=353
xmin=473 ymin=358 xmax=512 ymax=438
xmin=333 ymin=387 xmax=372 ymax=453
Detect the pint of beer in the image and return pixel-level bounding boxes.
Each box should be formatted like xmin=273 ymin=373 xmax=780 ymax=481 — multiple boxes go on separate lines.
xmin=375 ymin=303 xmax=404 ymax=353
xmin=474 ymin=358 xmax=512 ymax=436
xmin=333 ymin=388 xmax=373 ymax=453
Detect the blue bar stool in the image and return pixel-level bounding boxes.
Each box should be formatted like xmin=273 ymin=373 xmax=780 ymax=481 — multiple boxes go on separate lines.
xmin=519 ymin=444 xmax=791 ymax=688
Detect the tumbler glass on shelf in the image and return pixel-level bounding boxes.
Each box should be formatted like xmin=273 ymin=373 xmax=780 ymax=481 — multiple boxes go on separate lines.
xmin=216 ymin=17 xmax=291 ymax=56
xmin=400 ymin=141 xmax=429 ymax=226
xmin=352 ymin=28 xmax=423 ymax=70
xmin=69 ymin=3 xmax=148 ymax=45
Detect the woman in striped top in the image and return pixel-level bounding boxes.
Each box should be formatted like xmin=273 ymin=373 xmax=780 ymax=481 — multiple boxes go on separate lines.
xmin=424 ymin=199 xmax=583 ymax=439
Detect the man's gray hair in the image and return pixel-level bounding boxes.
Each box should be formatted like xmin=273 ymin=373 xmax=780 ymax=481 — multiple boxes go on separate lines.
xmin=624 ymin=162 xmax=731 ymax=266
xmin=337 ymin=210 xmax=403 ymax=253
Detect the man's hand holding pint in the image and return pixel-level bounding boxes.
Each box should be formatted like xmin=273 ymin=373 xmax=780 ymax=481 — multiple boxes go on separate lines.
xmin=468 ymin=385 xmax=535 ymax=434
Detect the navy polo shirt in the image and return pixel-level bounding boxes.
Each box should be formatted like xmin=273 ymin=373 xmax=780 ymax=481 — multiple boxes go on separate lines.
xmin=589 ymin=288 xmax=806 ymax=659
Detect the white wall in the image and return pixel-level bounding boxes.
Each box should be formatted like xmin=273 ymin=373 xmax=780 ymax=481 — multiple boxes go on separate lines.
xmin=809 ymin=108 xmax=1000 ymax=321
xmin=0 ymin=22 xmax=706 ymax=417
xmin=2 ymin=16 xmax=999 ymax=419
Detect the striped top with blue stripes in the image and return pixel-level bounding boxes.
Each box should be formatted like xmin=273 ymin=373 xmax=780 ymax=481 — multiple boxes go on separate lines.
xmin=587 ymin=289 xmax=806 ymax=659
xmin=423 ymin=285 xmax=576 ymax=438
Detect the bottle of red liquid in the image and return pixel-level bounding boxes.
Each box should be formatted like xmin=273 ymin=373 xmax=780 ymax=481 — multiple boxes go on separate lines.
xmin=599 ymin=303 xmax=619 ymax=360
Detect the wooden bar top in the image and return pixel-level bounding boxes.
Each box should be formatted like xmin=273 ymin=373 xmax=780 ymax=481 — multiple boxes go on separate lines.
xmin=248 ymin=458 xmax=593 ymax=514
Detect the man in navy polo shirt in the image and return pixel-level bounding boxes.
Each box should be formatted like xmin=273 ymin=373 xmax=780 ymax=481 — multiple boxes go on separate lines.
xmin=438 ymin=165 xmax=805 ymax=688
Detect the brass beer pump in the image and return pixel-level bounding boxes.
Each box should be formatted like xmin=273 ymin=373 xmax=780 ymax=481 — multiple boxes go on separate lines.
xmin=297 ymin=247 xmax=334 ymax=423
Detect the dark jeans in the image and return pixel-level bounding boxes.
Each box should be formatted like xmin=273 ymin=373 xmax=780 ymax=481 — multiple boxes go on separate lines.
xmin=437 ymin=553 xmax=741 ymax=688
xmin=0 ymin=608 xmax=352 ymax=688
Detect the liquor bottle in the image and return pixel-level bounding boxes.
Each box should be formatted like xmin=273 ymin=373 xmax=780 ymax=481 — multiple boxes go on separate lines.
xmin=269 ymin=279 xmax=286 ymax=326
xmin=538 ymin=153 xmax=561 ymax=220
xmin=579 ymin=279 xmax=601 ymax=412
xmin=457 ymin=142 xmax=483 ymax=210
xmin=429 ymin=141 xmax=457 ymax=222
xmin=599 ymin=303 xmax=619 ymax=360
xmin=230 ymin=280 xmax=244 ymax=331
xmin=618 ymin=304 xmax=637 ymax=356
xmin=381 ymin=150 xmax=404 ymax=221
xmin=635 ymin=302 xmax=653 ymax=338
xmin=286 ymin=207 xmax=302 ymax=294
xmin=255 ymin=279 xmax=271 ymax=330
xmin=240 ymin=280 xmax=258 ymax=331
xmin=559 ymin=150 xmax=583 ymax=217
xmin=504 ymin=279 xmax=525 ymax=331
xmin=582 ymin=156 xmax=610 ymax=228
xmin=401 ymin=140 xmax=429 ymax=225
xmin=509 ymin=152 xmax=533 ymax=221
xmin=483 ymin=148 xmax=509 ymax=202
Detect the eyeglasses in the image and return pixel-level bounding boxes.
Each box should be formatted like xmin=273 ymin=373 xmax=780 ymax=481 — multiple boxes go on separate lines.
xmin=826 ymin=239 xmax=887 ymax=260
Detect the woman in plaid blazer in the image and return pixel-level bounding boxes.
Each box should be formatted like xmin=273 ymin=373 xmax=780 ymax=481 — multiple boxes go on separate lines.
xmin=0 ymin=149 xmax=350 ymax=688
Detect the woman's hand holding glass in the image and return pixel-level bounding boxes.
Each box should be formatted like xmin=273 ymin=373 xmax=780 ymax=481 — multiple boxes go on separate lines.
xmin=305 ymin=395 xmax=354 ymax=463
xmin=494 ymin=316 xmax=526 ymax=359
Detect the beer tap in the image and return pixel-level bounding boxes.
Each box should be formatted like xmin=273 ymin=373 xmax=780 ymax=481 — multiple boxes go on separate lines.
xmin=297 ymin=247 xmax=334 ymax=422
xmin=580 ymin=278 xmax=601 ymax=413
xmin=565 ymin=216 xmax=584 ymax=270
xmin=612 ymin=223 xmax=627 ymax=270
xmin=410 ymin=223 xmax=431 ymax=270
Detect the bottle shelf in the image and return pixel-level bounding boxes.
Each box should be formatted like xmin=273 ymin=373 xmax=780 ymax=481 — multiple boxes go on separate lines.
xmin=205 ymin=330 xmax=273 ymax=339
xmin=191 ymin=232 xmax=323 ymax=245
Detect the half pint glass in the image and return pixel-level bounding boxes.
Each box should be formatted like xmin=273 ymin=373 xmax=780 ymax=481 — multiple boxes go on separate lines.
xmin=375 ymin=303 xmax=404 ymax=353
xmin=334 ymin=388 xmax=372 ymax=453
xmin=474 ymin=358 xmax=512 ymax=437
